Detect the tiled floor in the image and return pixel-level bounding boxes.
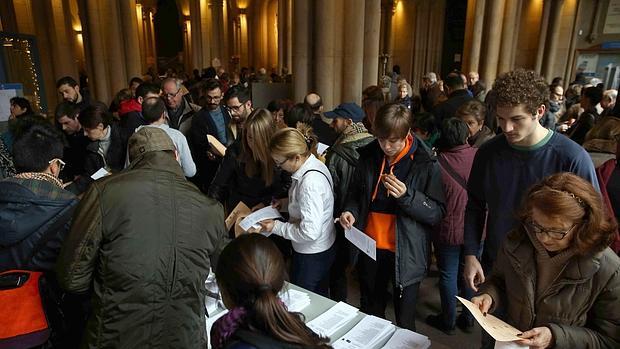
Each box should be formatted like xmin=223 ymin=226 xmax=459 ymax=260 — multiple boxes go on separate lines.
xmin=345 ymin=267 xmax=483 ymax=349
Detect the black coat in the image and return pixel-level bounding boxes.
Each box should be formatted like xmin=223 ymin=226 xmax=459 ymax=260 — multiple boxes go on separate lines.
xmin=189 ymin=106 xmax=234 ymax=192
xmin=0 ymin=178 xmax=78 ymax=272
xmin=432 ymin=89 xmax=473 ymax=127
xmin=344 ymin=138 xmax=445 ymax=287
xmin=208 ymin=140 xmax=290 ymax=211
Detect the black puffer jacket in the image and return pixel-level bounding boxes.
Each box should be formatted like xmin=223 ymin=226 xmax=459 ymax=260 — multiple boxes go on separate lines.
xmin=325 ymin=133 xmax=374 ymax=216
xmin=344 ymin=137 xmax=445 ymax=287
xmin=0 ymin=178 xmax=78 ymax=271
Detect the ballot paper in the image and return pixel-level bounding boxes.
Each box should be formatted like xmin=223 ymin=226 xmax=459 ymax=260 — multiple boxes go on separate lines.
xmin=333 ymin=315 xmax=395 ymax=349
xmin=457 ymin=296 xmax=522 ymax=342
xmin=91 ymin=167 xmax=110 ymax=180
xmin=317 ymin=142 xmax=329 ymax=155
xmin=307 ymin=302 xmax=359 ymax=337
xmin=345 ymin=226 xmax=377 ymax=260
xmin=278 ymin=288 xmax=311 ymax=313
xmin=238 ymin=206 xmax=283 ymax=232
xmin=381 ymin=328 xmax=431 ymax=349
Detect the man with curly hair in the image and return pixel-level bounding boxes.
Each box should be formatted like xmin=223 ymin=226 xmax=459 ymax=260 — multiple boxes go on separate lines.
xmin=462 ymin=69 xmax=600 ymax=347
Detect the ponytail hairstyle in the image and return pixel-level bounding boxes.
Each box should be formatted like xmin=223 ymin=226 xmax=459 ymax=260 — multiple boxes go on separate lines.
xmin=242 ymin=108 xmax=276 ymax=185
xmin=269 ymin=124 xmax=319 ymax=160
xmin=214 ymin=234 xmax=329 ymax=348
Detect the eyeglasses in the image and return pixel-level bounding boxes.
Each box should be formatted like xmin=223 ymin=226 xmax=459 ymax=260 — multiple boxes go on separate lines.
xmin=523 ymin=219 xmax=577 ymax=240
xmin=49 ymin=158 xmax=66 ymax=172
xmin=273 ymin=157 xmax=290 ymax=168
xmin=163 ymin=89 xmax=181 ymax=99
xmin=206 ymin=95 xmax=222 ymax=101
xmin=226 ymin=104 xmax=244 ymax=113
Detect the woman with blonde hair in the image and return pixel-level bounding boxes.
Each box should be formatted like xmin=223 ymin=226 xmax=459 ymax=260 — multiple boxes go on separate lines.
xmin=208 ymin=108 xmax=289 ymax=213
xmin=258 ymin=125 xmax=336 ymax=296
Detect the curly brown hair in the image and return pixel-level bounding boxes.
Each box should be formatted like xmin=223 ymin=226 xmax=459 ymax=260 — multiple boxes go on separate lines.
xmin=519 ymin=172 xmax=617 ymax=256
xmin=492 ymin=69 xmax=549 ymax=115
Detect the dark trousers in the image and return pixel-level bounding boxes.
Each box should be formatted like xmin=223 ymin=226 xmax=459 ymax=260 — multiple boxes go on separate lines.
xmin=436 ymin=243 xmax=475 ymax=327
xmin=291 ymin=242 xmax=337 ymax=297
xmin=357 ymin=249 xmax=420 ymax=331
xmin=328 ymin=227 xmax=349 ymax=302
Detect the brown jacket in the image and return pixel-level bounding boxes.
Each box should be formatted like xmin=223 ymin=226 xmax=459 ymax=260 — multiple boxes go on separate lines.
xmin=480 ymin=229 xmax=620 ymax=348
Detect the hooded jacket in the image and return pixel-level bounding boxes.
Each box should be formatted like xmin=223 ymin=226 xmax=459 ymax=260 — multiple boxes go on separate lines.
xmin=480 ymin=229 xmax=620 ymax=348
xmin=344 ymin=137 xmax=445 ymax=287
xmin=0 ymin=178 xmax=78 ymax=271
xmin=56 ymin=151 xmax=230 ymax=349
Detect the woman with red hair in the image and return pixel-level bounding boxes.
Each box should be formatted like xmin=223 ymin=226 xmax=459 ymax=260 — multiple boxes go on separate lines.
xmin=472 ymin=172 xmax=620 ymax=348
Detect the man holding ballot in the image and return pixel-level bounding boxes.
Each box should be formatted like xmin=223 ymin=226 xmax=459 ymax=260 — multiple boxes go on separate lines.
xmin=339 ymin=103 xmax=445 ymax=332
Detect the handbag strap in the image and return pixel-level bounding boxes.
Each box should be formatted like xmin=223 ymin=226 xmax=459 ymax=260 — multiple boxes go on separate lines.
xmin=437 ymin=156 xmax=468 ymax=190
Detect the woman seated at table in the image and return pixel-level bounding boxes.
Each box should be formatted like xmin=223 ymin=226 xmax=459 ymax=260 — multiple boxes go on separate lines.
xmin=211 ymin=234 xmax=330 ymax=349
xmin=472 ymin=172 xmax=620 ymax=348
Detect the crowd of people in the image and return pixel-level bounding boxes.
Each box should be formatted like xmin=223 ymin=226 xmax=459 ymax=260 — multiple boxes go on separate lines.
xmin=0 ymin=64 xmax=619 ymax=349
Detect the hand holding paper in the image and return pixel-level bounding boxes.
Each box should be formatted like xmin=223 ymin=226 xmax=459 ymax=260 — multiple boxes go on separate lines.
xmin=239 ymin=206 xmax=282 ymax=232
xmin=457 ymin=296 xmax=522 ymax=342
xmin=344 ymin=226 xmax=376 ymax=261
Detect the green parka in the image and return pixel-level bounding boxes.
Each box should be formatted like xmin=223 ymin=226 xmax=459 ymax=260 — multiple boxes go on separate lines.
xmin=56 ymin=151 xmax=230 ymax=349
xmin=480 ymin=229 xmax=620 ymax=348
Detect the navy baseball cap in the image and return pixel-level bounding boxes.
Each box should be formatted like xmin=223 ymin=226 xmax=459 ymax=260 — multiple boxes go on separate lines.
xmin=324 ymin=102 xmax=365 ymax=123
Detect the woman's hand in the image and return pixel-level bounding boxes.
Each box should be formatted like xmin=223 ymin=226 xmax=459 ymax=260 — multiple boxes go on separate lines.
xmin=382 ymin=174 xmax=407 ymax=198
xmin=258 ymin=219 xmax=275 ymax=233
xmin=517 ymin=326 xmax=554 ymax=349
xmin=339 ymin=211 xmax=355 ymax=229
xmin=471 ymin=293 xmax=493 ymax=315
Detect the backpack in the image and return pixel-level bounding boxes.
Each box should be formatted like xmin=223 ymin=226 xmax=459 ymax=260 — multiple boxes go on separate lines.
xmin=0 ymin=270 xmax=50 ymax=348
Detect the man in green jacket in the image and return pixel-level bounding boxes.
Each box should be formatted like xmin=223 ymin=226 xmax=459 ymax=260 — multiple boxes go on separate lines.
xmin=56 ymin=127 xmax=229 ymax=348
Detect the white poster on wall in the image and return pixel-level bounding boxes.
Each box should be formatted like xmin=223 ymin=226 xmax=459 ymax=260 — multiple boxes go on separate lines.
xmin=576 ymin=53 xmax=599 ymax=75
xmin=605 ymin=0 xmax=620 ymax=34
xmin=0 ymin=88 xmax=18 ymax=122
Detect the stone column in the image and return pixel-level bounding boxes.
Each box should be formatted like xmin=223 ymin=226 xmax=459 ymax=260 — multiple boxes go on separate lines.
xmin=332 ymin=0 xmax=344 ymax=106
xmin=535 ymin=0 xmax=552 ymax=74
xmin=480 ymin=0 xmax=505 ymax=88
xmin=135 ymin=3 xmax=147 ymax=71
xmin=380 ymin=1 xmax=394 ymax=70
xmin=200 ymin=0 xmax=212 ymax=67
xmin=363 ymin=0 xmax=381 ymax=88
xmin=189 ymin=0 xmax=202 ymax=70
xmin=292 ymin=0 xmax=310 ymax=102
xmin=48 ymin=0 xmax=79 ymax=79
xmin=119 ymin=0 xmax=142 ymax=78
xmin=467 ymin=0 xmax=486 ymax=73
xmin=498 ymin=0 xmax=518 ymax=74
xmin=286 ymin=0 xmax=293 ymax=72
xmin=343 ymin=0 xmax=365 ymax=104
xmin=278 ymin=0 xmax=286 ymax=73
xmin=30 ymin=0 xmax=56 ymax=110
xmin=83 ymin=0 xmax=111 ymax=102
xmin=0 ymin=0 xmax=18 ymax=32
xmin=542 ymin=0 xmax=565 ymax=80
xmin=210 ymin=0 xmax=224 ymax=65
xmin=103 ymin=0 xmax=128 ymax=94
xmin=315 ymin=0 xmax=335 ymax=108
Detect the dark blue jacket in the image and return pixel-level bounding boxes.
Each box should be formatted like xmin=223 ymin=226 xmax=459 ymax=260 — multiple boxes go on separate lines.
xmin=0 ymin=178 xmax=78 ymax=271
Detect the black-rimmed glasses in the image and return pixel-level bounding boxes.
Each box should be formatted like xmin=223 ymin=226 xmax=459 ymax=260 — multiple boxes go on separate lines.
xmin=523 ymin=219 xmax=577 ymax=240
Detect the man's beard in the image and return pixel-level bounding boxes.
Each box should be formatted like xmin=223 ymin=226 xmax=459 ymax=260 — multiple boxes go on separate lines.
xmin=207 ymin=103 xmax=219 ymax=111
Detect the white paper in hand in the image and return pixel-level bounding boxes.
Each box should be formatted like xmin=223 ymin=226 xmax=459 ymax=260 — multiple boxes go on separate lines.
xmin=457 ymin=296 xmax=522 ymax=341
xmin=91 ymin=167 xmax=110 ymax=180
xmin=317 ymin=142 xmax=329 ymax=155
xmin=238 ymin=206 xmax=283 ymax=232
xmin=345 ymin=226 xmax=376 ymax=260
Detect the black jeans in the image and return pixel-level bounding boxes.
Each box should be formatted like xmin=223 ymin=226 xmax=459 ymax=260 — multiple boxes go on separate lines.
xmin=291 ymin=242 xmax=337 ymax=297
xmin=357 ymin=249 xmax=420 ymax=331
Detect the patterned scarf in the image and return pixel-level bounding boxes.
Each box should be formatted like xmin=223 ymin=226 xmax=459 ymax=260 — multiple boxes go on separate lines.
xmin=14 ymin=172 xmax=63 ymax=188
xmin=210 ymin=306 xmax=248 ymax=349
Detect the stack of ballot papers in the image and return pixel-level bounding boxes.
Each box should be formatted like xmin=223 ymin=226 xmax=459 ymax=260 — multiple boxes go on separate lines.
xmin=278 ymin=288 xmax=311 ymax=313
xmin=332 ymin=315 xmax=395 ymax=349
xmin=307 ymin=302 xmax=359 ymax=337
xmin=381 ymin=328 xmax=430 ymax=349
